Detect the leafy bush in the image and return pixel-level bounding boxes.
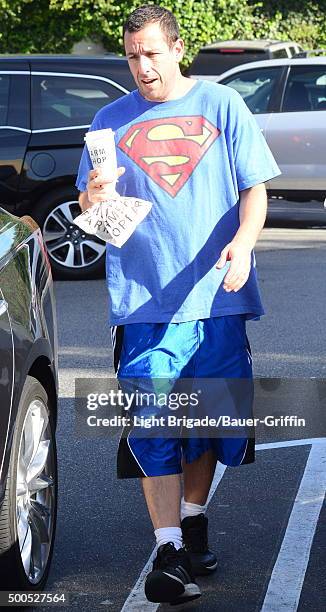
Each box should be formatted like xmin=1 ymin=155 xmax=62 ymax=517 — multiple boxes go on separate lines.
xmin=0 ymin=0 xmax=325 ymax=64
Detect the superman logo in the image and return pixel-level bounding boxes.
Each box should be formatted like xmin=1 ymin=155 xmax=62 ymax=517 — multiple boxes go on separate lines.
xmin=118 ymin=116 xmax=220 ymax=197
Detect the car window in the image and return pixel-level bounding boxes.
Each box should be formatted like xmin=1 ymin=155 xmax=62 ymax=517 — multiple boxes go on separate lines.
xmin=289 ymin=46 xmax=299 ymax=57
xmin=0 ymin=75 xmax=10 ymax=125
xmin=272 ymin=49 xmax=288 ymax=58
xmin=189 ymin=49 xmax=267 ymax=75
xmin=283 ymin=66 xmax=326 ymax=111
xmin=221 ymin=67 xmax=282 ymax=113
xmin=32 ymin=75 xmax=125 ymax=130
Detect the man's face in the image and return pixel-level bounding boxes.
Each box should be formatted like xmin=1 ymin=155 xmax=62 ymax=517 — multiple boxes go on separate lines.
xmin=124 ymin=21 xmax=184 ymax=102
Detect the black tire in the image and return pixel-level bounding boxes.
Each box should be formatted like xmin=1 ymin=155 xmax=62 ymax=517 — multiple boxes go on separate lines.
xmin=33 ymin=186 xmax=106 ymax=280
xmin=0 ymin=376 xmax=57 ymax=590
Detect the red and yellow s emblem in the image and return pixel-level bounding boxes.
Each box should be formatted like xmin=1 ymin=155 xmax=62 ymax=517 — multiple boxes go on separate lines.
xmin=118 ymin=116 xmax=220 ymax=197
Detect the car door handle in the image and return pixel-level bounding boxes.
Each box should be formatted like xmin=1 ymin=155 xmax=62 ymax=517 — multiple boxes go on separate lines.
xmin=0 ymin=299 xmax=8 ymax=317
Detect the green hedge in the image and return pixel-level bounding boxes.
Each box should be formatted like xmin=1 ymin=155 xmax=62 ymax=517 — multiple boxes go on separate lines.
xmin=0 ymin=0 xmax=325 ymax=66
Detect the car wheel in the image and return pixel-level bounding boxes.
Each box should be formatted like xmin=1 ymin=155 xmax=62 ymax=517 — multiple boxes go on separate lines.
xmin=36 ymin=187 xmax=106 ymax=280
xmin=0 ymin=376 xmax=57 ymax=590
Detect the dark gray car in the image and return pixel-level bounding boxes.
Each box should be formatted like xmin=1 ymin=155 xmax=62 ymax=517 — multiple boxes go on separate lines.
xmin=0 ymin=208 xmax=58 ymax=591
xmin=0 ymin=55 xmax=134 ymax=279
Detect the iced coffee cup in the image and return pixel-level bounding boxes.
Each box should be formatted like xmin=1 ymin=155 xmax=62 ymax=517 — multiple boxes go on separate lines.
xmin=84 ymin=128 xmax=118 ymax=194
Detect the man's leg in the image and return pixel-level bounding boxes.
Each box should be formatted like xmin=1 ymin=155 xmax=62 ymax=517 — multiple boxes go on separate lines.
xmin=140 ymin=450 xmax=217 ymax=529
xmin=141 ymin=473 xmax=181 ymax=528
xmin=183 ymin=449 xmax=217 ymax=505
xmin=180 ymin=449 xmax=219 ymax=575
xmin=142 ymin=473 xmax=201 ymax=604
xmin=114 ymin=321 xmax=202 ymax=603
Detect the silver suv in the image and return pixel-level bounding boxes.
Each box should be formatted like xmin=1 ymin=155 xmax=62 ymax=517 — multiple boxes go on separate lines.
xmin=216 ymin=58 xmax=326 ymax=206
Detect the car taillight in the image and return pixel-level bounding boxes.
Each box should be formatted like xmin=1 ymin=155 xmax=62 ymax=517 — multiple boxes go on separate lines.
xmin=218 ymin=49 xmax=245 ymax=53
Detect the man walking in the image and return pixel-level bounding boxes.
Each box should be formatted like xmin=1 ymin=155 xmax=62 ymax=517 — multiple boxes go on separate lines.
xmin=77 ymin=4 xmax=280 ymax=605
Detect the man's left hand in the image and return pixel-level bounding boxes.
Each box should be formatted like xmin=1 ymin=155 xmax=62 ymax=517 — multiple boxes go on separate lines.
xmin=215 ymin=241 xmax=252 ymax=292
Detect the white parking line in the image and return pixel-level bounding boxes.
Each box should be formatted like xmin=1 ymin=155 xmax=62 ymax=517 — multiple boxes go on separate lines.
xmin=119 ymin=439 xmax=325 ymax=611
xmin=119 ymin=548 xmax=159 ymax=612
xmin=260 ymin=439 xmax=326 ymax=612
xmin=256 ymin=437 xmax=325 ymax=451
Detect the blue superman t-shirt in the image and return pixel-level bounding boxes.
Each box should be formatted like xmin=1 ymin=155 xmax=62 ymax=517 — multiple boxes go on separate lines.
xmin=76 ymin=80 xmax=280 ymax=325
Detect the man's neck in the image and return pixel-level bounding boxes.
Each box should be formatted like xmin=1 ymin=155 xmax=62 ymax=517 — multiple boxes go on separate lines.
xmin=140 ymin=76 xmax=196 ymax=103
xmin=169 ymin=76 xmax=197 ymax=100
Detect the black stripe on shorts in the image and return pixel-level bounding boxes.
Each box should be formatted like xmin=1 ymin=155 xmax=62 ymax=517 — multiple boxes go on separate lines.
xmin=111 ymin=325 xmax=124 ymax=374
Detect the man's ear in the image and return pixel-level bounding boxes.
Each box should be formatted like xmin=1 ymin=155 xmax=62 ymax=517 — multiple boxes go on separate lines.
xmin=173 ymin=38 xmax=185 ymax=62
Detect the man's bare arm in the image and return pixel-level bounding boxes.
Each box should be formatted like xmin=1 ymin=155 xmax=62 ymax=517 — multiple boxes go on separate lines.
xmin=235 ymin=182 xmax=267 ymax=250
xmin=216 ymin=183 xmax=267 ymax=292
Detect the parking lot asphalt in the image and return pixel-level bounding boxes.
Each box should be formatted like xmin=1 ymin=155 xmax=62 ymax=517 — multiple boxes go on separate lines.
xmin=31 ymin=227 xmax=326 ymax=612
xmin=266 ymin=199 xmax=326 ymax=228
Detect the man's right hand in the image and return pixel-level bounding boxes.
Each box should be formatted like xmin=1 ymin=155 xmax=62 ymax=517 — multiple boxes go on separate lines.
xmin=79 ymin=166 xmax=125 ymax=212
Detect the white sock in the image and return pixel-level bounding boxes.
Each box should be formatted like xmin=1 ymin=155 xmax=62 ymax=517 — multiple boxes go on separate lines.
xmin=180 ymin=497 xmax=207 ymax=521
xmin=154 ymin=527 xmax=183 ymax=550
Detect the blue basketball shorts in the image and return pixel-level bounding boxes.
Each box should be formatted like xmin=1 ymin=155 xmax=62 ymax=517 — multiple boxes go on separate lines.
xmin=111 ymin=315 xmax=255 ymax=478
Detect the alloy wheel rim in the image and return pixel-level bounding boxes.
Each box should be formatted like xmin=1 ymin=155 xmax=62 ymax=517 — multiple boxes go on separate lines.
xmin=16 ymin=399 xmax=56 ymax=584
xmin=42 ymin=200 xmax=106 ymax=269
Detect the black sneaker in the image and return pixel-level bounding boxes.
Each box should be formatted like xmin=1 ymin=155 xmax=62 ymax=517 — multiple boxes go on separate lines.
xmin=144 ymin=542 xmax=201 ymax=605
xmin=181 ymin=514 xmax=218 ymax=576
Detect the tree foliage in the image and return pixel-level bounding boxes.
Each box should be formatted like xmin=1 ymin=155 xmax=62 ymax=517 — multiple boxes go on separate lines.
xmin=0 ymin=0 xmax=325 ymax=64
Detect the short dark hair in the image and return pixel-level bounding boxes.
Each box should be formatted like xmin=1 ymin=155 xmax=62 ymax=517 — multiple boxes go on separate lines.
xmin=123 ymin=4 xmax=180 ymax=48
